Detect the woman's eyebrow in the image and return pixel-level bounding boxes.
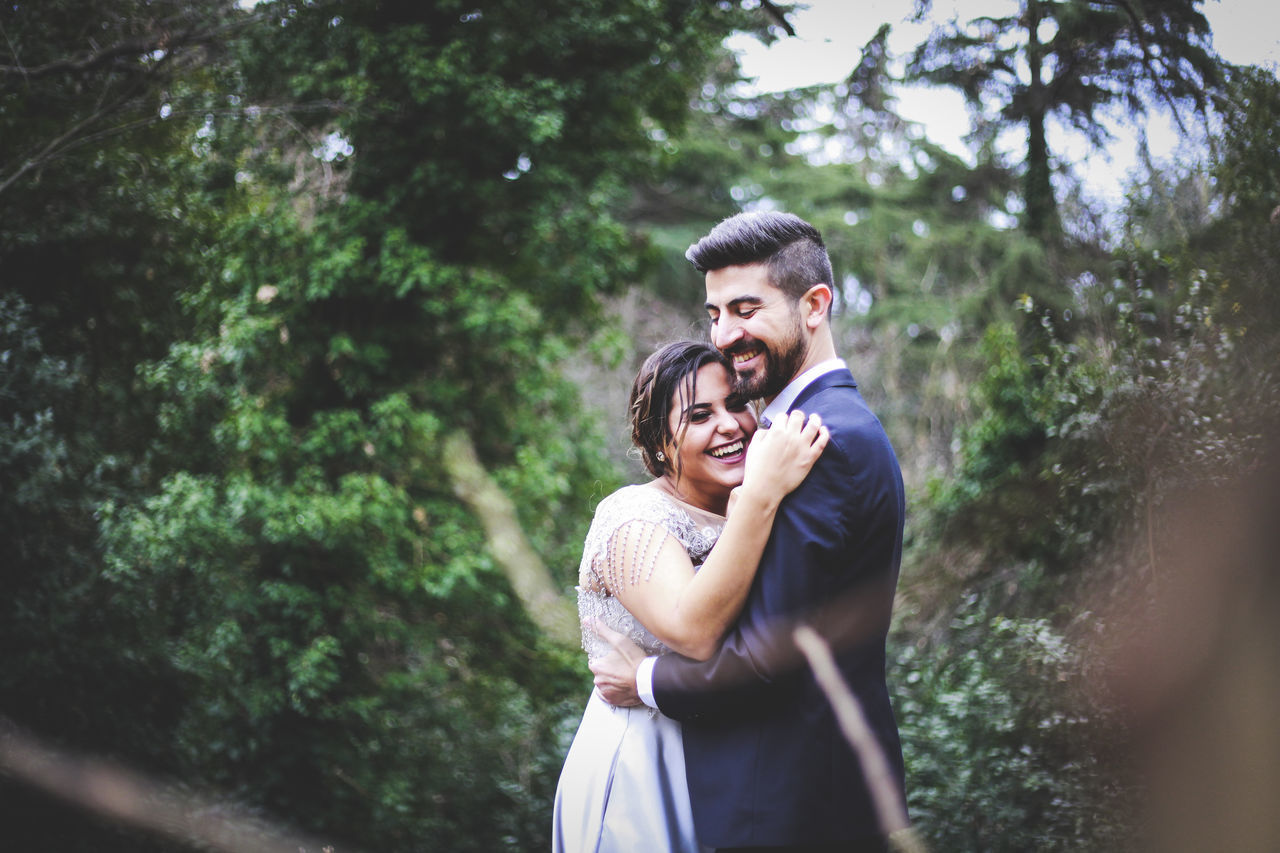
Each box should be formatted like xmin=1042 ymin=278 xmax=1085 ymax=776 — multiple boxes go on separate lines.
xmin=681 ymin=401 xmax=712 ymax=417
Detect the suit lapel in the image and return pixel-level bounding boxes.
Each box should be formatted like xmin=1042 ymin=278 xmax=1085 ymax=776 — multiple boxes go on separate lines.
xmin=789 ymin=368 xmax=857 ymax=412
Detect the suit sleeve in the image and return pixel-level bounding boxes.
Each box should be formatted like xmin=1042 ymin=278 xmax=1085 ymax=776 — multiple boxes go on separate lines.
xmin=651 ymin=432 xmax=863 ymax=721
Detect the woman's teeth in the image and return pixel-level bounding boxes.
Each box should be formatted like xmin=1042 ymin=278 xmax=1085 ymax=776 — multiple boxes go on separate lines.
xmin=709 ymin=440 xmax=744 ymax=459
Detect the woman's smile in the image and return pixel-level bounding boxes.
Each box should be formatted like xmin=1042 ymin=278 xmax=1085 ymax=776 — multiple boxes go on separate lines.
xmin=662 ymin=363 xmax=758 ymax=515
xmin=707 ymin=438 xmax=746 ymax=462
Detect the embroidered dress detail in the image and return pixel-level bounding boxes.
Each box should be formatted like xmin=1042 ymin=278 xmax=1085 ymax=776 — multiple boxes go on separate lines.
xmin=554 ymin=484 xmax=723 ymax=853
xmin=575 ymin=485 xmax=720 ymax=661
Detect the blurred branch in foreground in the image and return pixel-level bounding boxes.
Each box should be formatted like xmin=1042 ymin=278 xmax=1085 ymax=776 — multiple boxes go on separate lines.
xmin=443 ymin=431 xmax=580 ymax=649
xmin=1093 ymin=436 xmax=1280 ymax=852
xmin=794 ymin=625 xmax=927 ymax=853
xmin=0 ymin=717 xmax=343 ymax=853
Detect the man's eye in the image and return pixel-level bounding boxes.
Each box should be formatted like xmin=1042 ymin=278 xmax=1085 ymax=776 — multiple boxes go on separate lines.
xmin=738 ymin=308 xmax=757 ymax=318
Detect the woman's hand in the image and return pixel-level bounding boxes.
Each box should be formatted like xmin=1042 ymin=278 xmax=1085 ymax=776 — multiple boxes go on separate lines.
xmin=739 ymin=410 xmax=829 ymax=505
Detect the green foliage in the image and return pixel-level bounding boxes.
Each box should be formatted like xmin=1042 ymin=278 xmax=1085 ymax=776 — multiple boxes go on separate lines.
xmin=0 ymin=1 xmax=241 ymax=195
xmin=923 ymin=321 xmax=1071 ymax=570
xmin=922 ymin=248 xmax=1274 ymax=585
xmin=0 ymin=296 xmax=187 ymax=852
xmin=2 ymin=0 xmax=757 ymax=848
xmin=82 ymin=111 xmax=630 ymax=853
xmin=98 ymin=454 xmax=586 ymax=849
xmin=1201 ymin=64 xmax=1280 ymax=340
xmin=6 ymin=1 xmax=1273 ymax=850
xmin=903 ymin=105 xmax=1279 ymax=844
xmin=630 ymin=30 xmax=1043 ymax=482
xmin=232 ymin=0 xmax=747 ymax=326
xmin=1 ymin=18 xmax=245 ymax=850
xmin=893 ymin=596 xmax=1131 ymax=851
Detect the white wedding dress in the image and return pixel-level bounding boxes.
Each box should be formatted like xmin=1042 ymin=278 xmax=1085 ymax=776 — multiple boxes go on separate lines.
xmin=552 ymin=485 xmax=722 ymax=853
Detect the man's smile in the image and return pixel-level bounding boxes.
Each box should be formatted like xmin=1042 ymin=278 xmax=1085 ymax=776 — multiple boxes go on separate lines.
xmin=729 ymin=344 xmax=763 ymax=366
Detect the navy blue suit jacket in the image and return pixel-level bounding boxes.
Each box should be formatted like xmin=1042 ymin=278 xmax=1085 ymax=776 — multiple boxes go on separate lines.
xmin=652 ymin=369 xmax=906 ymax=848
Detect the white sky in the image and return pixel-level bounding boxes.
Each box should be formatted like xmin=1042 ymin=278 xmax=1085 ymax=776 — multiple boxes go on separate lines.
xmin=729 ymin=0 xmax=1280 ymax=207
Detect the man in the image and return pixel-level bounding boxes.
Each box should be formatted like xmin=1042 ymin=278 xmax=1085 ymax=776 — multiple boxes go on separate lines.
xmin=591 ymin=211 xmax=907 ymax=852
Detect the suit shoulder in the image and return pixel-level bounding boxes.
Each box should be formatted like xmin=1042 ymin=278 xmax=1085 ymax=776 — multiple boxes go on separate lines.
xmin=796 ymin=383 xmax=884 ymax=437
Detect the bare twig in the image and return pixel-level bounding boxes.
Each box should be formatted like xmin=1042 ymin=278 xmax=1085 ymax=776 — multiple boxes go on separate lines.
xmin=0 ymin=10 xmax=279 ymax=195
xmin=0 ymin=717 xmax=343 ymax=853
xmin=1095 ymin=0 xmax=1197 ymax=134
xmin=793 ymin=625 xmax=927 ymax=853
xmin=0 ymin=13 xmax=267 ymax=83
xmin=759 ymin=0 xmax=798 ymax=37
xmin=0 ymin=81 xmax=143 ymax=195
xmin=0 ymin=99 xmax=348 ymax=198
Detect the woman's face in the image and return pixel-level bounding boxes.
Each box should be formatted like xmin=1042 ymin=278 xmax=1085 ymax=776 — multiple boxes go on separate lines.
xmin=663 ymin=363 xmax=758 ymax=514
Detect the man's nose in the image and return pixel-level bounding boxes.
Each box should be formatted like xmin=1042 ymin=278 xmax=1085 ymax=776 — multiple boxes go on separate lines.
xmin=712 ymin=316 xmax=742 ymax=350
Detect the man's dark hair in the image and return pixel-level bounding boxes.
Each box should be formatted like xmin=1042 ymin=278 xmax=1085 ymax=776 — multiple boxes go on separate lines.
xmin=685 ymin=211 xmax=834 ymax=304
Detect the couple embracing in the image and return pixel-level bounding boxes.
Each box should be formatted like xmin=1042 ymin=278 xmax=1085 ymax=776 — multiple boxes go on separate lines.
xmin=553 ymin=211 xmax=907 ymax=853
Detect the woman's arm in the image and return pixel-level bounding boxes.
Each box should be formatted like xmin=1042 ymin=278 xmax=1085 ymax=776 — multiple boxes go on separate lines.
xmin=608 ymin=411 xmax=827 ymax=660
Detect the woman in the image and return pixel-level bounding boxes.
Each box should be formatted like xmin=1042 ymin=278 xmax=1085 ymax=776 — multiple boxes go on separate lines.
xmin=552 ymin=341 xmax=828 ymax=852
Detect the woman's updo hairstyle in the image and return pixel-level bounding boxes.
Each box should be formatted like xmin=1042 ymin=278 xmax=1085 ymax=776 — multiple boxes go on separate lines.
xmin=629 ymin=340 xmax=731 ymax=478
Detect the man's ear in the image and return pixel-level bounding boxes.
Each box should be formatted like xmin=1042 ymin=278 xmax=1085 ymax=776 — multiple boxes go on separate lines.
xmin=801 ymin=284 xmax=834 ymax=328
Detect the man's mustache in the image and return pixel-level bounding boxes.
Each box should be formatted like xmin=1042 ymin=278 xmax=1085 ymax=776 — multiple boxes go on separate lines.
xmin=722 ymin=339 xmax=762 ymax=359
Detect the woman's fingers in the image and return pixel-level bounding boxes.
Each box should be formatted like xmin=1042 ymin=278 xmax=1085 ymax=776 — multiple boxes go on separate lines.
xmin=749 ymin=411 xmax=826 ymax=471
xmin=801 ymin=412 xmax=823 ymax=442
xmin=811 ymin=424 xmax=830 ymax=454
xmin=779 ymin=410 xmax=826 ymax=448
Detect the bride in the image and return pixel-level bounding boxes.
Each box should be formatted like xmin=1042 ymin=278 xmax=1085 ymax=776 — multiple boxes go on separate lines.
xmin=552 ymin=340 xmax=827 ymax=852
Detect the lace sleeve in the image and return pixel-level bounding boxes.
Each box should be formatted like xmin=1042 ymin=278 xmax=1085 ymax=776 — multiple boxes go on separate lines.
xmin=593 ymin=518 xmax=671 ymax=594
xmin=579 ymin=485 xmax=683 ymax=595
xmin=575 ymin=485 xmax=718 ymax=660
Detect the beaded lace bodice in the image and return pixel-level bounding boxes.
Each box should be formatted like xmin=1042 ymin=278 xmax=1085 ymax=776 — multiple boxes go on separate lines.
xmin=577 ymin=484 xmax=723 ymax=661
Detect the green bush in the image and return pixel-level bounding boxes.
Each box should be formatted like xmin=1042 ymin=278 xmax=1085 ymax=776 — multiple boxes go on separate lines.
xmin=893 ymin=596 xmax=1131 ymax=851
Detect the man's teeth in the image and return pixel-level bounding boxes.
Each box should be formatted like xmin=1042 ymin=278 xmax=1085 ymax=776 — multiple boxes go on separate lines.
xmin=709 ymin=441 xmax=744 ymax=458
xmin=732 ymin=349 xmax=758 ymax=364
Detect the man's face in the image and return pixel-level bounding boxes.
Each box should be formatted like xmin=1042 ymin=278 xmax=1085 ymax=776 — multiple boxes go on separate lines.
xmin=704 ymin=263 xmax=807 ymax=403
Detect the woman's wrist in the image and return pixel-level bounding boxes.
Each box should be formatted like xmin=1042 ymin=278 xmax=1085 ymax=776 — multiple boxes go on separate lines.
xmin=731 ymin=482 xmax=781 ymax=517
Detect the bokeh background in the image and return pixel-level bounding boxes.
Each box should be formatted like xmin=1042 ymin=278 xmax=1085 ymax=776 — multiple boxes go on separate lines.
xmin=3 ymin=1 xmax=1277 ymax=850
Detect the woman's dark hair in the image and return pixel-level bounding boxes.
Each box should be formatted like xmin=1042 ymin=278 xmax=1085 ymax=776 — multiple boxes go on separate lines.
xmin=685 ymin=211 xmax=834 ymax=307
xmin=629 ymin=340 xmax=731 ymax=478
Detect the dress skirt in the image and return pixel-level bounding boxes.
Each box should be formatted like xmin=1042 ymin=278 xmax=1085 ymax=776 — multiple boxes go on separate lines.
xmin=552 ymin=689 xmax=709 ymax=853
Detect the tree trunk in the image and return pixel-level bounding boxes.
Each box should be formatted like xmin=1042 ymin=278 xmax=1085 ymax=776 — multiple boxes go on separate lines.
xmin=1023 ymin=0 xmax=1056 ymax=239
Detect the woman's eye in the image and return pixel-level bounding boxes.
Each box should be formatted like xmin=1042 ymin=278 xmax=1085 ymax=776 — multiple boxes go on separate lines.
xmin=689 ymin=412 xmax=709 ymax=423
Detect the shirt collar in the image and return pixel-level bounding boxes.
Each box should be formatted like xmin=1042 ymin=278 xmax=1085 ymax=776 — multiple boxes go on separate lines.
xmin=760 ymin=358 xmax=847 ymax=426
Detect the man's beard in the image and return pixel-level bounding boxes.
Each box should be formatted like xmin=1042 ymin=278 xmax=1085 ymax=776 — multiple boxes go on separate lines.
xmin=730 ymin=324 xmax=806 ymax=402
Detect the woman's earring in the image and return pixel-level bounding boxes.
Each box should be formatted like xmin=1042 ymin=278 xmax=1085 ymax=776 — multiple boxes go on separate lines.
xmin=656 ymin=451 xmax=665 ymax=462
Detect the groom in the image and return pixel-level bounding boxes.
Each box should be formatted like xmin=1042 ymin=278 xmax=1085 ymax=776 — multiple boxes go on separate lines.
xmin=591 ymin=211 xmax=907 ymax=852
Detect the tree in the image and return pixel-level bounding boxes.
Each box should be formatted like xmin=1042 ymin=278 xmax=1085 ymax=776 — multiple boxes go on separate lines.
xmin=907 ymin=0 xmax=1223 ymax=239
xmin=1 ymin=3 xmax=283 ymax=850
xmin=3 ymin=0 xmax=781 ymax=849
xmin=0 ymin=0 xmax=254 ymax=196
xmin=630 ymin=22 xmax=1044 ymax=484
